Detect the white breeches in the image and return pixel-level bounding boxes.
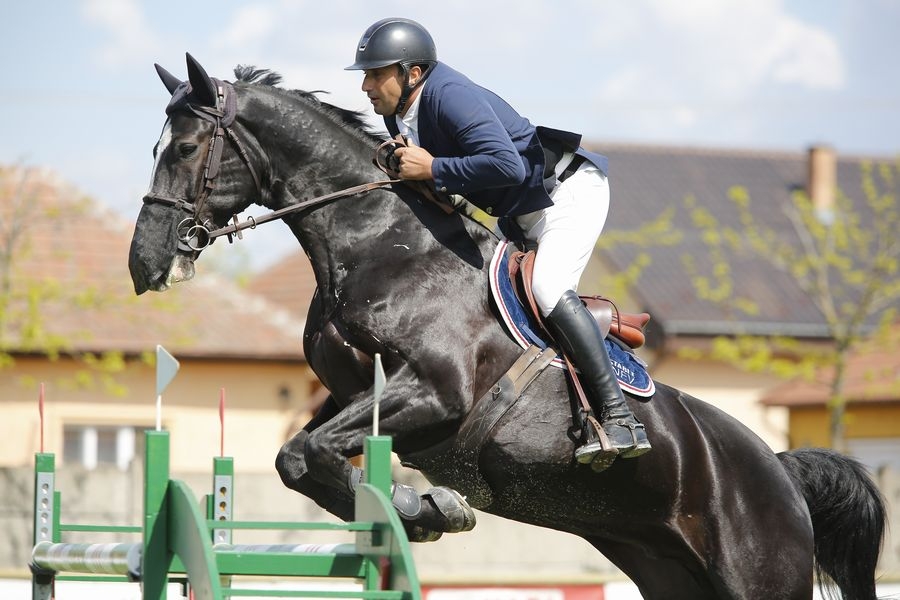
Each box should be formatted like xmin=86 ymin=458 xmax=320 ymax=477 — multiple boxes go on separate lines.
xmin=515 ymin=163 xmax=610 ymax=317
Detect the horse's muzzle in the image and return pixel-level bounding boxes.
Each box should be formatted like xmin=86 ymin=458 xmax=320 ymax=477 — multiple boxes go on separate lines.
xmin=165 ymin=254 xmax=196 ymax=288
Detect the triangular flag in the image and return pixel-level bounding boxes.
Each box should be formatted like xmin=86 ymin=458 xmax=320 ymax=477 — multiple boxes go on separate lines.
xmin=156 ymin=345 xmax=180 ymax=396
xmin=374 ymin=354 xmax=386 ymax=403
xmin=372 ymin=353 xmax=386 ymax=435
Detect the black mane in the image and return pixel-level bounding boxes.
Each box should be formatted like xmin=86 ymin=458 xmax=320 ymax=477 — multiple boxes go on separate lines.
xmin=233 ymin=64 xmax=382 ymax=142
xmin=233 ymin=65 xmax=284 ymax=86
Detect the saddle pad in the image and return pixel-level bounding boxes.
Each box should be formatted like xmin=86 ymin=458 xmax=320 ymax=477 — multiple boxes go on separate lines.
xmin=489 ymin=240 xmax=655 ymax=397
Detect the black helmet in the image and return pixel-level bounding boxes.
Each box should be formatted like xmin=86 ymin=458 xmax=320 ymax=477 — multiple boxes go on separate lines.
xmin=345 ymin=18 xmax=437 ymax=72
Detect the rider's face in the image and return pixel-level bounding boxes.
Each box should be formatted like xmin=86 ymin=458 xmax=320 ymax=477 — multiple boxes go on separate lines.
xmin=361 ymin=65 xmax=423 ymax=116
xmin=361 ymin=65 xmax=404 ymax=116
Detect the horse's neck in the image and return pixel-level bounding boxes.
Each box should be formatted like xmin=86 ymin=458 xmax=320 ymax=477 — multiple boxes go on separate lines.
xmin=246 ymin=89 xmax=380 ymax=205
xmin=252 ymin=109 xmax=389 ymax=298
xmin=248 ymin=89 xmax=494 ymax=309
xmin=269 ymin=137 xmax=380 ymax=210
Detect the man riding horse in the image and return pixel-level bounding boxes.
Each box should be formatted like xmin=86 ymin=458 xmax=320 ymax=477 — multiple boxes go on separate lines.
xmin=345 ymin=17 xmax=651 ymax=469
xmin=131 ymin=41 xmax=885 ymax=600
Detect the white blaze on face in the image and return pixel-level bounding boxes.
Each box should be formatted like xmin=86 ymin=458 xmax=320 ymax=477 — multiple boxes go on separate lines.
xmin=147 ymin=120 xmax=173 ymax=194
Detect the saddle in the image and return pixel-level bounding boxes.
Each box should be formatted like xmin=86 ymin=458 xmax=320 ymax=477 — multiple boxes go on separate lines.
xmin=507 ymin=250 xmax=650 ymax=349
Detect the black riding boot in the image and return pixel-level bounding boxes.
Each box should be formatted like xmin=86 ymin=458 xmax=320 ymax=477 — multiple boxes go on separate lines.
xmin=546 ymin=290 xmax=652 ymax=469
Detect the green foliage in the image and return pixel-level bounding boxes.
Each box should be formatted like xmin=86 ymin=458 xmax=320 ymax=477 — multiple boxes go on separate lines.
xmin=678 ymin=159 xmax=900 ymax=449
xmin=0 ymin=166 xmax=139 ymax=396
xmin=595 ymin=207 xmax=682 ymax=300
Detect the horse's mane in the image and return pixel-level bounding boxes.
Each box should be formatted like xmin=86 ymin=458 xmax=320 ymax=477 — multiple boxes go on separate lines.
xmin=233 ymin=64 xmax=383 ymax=143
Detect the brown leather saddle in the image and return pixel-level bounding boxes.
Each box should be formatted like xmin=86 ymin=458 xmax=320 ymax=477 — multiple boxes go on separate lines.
xmin=507 ymin=250 xmax=650 ymax=349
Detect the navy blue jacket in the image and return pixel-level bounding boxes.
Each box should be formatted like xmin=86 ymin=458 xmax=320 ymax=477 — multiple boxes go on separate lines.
xmin=385 ymin=62 xmax=607 ymax=218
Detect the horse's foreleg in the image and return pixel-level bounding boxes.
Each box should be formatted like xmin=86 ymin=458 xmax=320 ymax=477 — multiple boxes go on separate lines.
xmin=275 ymin=396 xmax=356 ymax=521
xmin=301 ymin=367 xmax=476 ymax=542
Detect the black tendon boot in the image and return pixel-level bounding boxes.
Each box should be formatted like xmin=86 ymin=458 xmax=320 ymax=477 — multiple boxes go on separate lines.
xmin=546 ymin=290 xmax=652 ymax=469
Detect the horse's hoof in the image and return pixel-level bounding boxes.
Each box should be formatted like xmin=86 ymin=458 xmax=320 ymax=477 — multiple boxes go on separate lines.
xmin=426 ymin=486 xmax=477 ymax=533
xmin=406 ymin=525 xmax=443 ymax=543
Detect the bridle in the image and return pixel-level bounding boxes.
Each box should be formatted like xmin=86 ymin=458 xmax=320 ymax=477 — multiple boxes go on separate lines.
xmin=142 ymin=81 xmax=449 ymax=252
xmin=142 ymin=80 xmax=270 ymax=251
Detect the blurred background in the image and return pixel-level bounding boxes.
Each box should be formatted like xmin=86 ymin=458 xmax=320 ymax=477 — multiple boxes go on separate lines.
xmin=1 ymin=1 xmax=898 ymax=598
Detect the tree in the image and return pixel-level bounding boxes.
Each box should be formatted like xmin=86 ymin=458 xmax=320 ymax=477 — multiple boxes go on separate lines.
xmin=682 ymin=158 xmax=900 ymax=451
xmin=0 ymin=165 xmax=148 ymax=395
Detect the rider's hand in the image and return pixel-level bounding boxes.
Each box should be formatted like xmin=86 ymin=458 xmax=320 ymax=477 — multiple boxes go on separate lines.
xmin=393 ymin=139 xmax=434 ymax=181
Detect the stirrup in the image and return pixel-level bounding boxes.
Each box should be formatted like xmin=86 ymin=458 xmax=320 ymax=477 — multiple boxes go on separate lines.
xmin=575 ymin=414 xmax=618 ymax=472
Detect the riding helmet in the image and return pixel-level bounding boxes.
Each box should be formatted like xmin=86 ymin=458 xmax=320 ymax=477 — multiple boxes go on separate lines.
xmin=345 ymin=18 xmax=437 ymax=72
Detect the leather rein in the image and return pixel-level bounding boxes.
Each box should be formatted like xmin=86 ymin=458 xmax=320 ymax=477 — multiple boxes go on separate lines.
xmin=141 ymin=81 xmax=419 ymax=252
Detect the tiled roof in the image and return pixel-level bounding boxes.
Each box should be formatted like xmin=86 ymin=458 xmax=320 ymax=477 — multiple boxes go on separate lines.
xmin=1 ymin=166 xmax=305 ymax=361
xmin=760 ymin=325 xmax=900 ymax=405
xmin=244 ymin=143 xmax=896 ymax=343
xmin=250 ymin=251 xmax=318 ymax=318
xmin=243 ymin=143 xmax=896 ymax=345
xmin=592 ymin=143 xmax=889 ymax=338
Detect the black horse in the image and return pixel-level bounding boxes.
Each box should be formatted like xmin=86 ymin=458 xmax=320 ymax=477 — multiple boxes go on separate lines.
xmin=129 ymin=54 xmax=885 ymax=600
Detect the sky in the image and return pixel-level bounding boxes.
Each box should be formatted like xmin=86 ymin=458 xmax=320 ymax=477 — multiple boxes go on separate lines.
xmin=2 ymin=0 xmax=899 ymax=270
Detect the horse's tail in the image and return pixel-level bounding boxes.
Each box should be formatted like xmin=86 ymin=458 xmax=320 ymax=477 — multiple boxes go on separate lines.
xmin=777 ymin=448 xmax=886 ymax=600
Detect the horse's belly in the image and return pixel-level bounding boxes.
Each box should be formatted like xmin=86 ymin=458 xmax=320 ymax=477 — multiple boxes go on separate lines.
xmin=487 ymin=411 xmax=575 ymax=467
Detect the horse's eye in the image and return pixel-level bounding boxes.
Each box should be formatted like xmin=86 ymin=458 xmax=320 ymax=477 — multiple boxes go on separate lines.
xmin=178 ymin=143 xmax=198 ymax=159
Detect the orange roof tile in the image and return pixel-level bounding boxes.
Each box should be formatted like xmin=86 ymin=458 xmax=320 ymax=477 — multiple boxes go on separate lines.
xmin=760 ymin=329 xmax=900 ymax=405
xmin=1 ymin=166 xmax=305 ymax=361
xmin=250 ymin=251 xmax=318 ymax=317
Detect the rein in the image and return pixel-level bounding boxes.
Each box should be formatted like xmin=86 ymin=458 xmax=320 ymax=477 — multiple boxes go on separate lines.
xmin=142 ymin=86 xmax=451 ymax=251
xmin=196 ymin=179 xmax=397 ymax=243
xmin=205 ymin=138 xmax=411 ymax=242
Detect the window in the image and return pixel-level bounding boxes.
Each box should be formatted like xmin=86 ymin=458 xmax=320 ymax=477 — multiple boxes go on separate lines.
xmin=62 ymin=425 xmax=137 ymax=470
xmin=847 ymin=437 xmax=900 ymax=473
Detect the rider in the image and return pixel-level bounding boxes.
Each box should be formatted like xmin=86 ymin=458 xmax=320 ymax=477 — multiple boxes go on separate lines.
xmin=346 ymin=17 xmax=651 ymax=469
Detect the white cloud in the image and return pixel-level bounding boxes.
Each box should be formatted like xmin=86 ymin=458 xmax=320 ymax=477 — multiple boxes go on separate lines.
xmin=671 ymin=106 xmax=698 ymax=128
xmin=766 ymin=20 xmax=844 ymax=89
xmin=580 ymin=0 xmax=846 ymax=142
xmin=215 ymin=4 xmax=278 ymax=49
xmin=80 ymin=0 xmax=163 ymax=69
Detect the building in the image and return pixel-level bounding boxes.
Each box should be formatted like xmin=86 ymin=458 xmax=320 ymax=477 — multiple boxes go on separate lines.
xmin=0 ymin=166 xmax=319 ymax=474
xmin=760 ymin=325 xmax=900 ymax=471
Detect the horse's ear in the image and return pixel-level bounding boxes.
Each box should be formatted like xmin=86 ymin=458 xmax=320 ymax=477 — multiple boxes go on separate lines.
xmin=154 ymin=64 xmax=183 ymax=95
xmin=185 ymin=52 xmax=217 ymax=107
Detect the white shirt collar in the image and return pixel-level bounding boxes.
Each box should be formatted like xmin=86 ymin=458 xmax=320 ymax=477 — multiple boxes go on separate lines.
xmin=395 ymin=82 xmax=424 ymax=145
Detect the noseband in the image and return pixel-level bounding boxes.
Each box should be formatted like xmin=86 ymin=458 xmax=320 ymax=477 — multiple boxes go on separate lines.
xmin=142 ymin=80 xmax=265 ymax=251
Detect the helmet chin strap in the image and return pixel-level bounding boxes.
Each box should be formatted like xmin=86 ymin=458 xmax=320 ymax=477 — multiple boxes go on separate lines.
xmin=394 ymin=65 xmax=415 ymax=115
xmin=393 ymin=64 xmax=431 ymax=115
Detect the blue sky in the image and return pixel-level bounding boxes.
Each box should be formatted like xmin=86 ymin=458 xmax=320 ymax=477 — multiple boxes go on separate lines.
xmin=2 ymin=0 xmax=899 ymax=269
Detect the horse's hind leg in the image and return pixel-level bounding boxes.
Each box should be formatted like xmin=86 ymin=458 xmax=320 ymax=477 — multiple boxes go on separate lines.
xmin=590 ymin=534 xmax=815 ymax=600
xmin=589 ymin=538 xmax=717 ymax=600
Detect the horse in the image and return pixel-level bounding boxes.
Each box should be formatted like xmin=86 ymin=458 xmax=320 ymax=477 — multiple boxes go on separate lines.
xmin=128 ymin=54 xmax=885 ymax=600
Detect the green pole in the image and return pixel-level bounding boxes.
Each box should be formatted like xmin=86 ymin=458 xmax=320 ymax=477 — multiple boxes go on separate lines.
xmin=32 ymin=453 xmax=56 ymax=600
xmin=211 ymin=454 xmax=234 ymax=593
xmin=210 ymin=456 xmax=234 ymax=546
xmin=33 ymin=454 xmax=56 ymax=545
xmin=143 ymin=430 xmax=172 ymax=600
xmin=364 ymin=436 xmax=393 ymax=498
